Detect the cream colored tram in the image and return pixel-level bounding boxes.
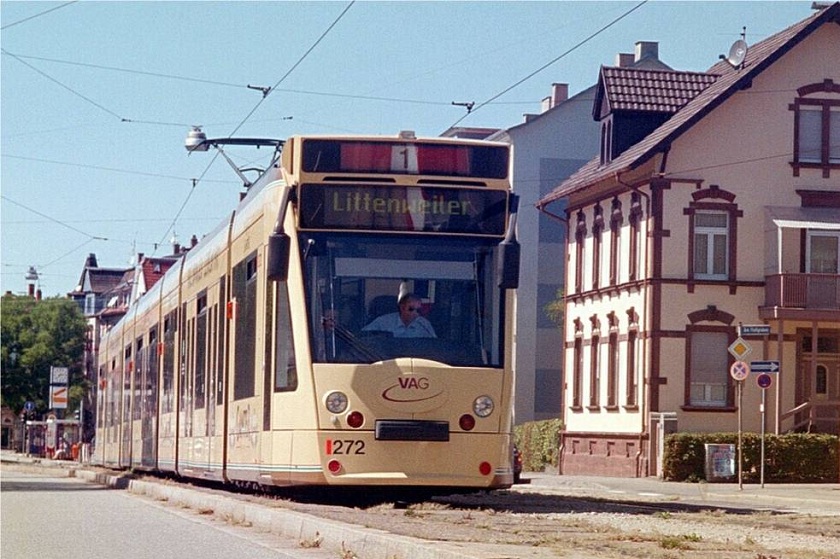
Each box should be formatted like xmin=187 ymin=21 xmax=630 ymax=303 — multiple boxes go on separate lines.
xmin=96 ymin=133 xmax=519 ymax=491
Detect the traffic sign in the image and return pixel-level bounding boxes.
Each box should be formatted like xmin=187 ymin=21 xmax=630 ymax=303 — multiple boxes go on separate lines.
xmin=730 ymin=360 xmax=750 ymax=381
xmin=50 ymin=366 xmax=69 ymax=385
xmin=756 ymin=373 xmax=773 ymax=389
xmin=728 ymin=338 xmax=752 ymax=360
xmin=751 ymin=360 xmax=780 ymax=374
xmin=740 ymin=325 xmax=771 ymax=336
xmin=50 ymin=385 xmax=68 ymax=409
xmin=24 ymin=401 xmax=34 ymax=412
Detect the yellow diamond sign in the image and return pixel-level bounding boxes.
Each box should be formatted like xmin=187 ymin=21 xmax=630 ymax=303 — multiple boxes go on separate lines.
xmin=728 ymin=337 xmax=752 ymax=360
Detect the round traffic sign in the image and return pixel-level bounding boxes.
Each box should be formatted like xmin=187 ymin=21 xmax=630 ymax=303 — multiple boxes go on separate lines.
xmin=757 ymin=373 xmax=772 ymax=389
xmin=730 ymin=360 xmax=750 ymax=381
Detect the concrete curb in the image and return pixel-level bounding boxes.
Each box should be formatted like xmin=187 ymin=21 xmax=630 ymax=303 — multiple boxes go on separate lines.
xmin=73 ymin=469 xmax=502 ymax=559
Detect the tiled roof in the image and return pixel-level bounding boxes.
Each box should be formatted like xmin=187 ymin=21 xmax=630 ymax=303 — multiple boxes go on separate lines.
xmin=598 ymin=67 xmax=718 ymax=114
xmin=140 ymin=257 xmax=177 ymax=291
xmin=85 ymin=268 xmax=129 ymax=294
xmin=538 ymin=3 xmax=840 ymax=208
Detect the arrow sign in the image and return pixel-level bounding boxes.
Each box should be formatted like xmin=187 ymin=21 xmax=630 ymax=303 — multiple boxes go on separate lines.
xmin=751 ymin=360 xmax=780 ymax=374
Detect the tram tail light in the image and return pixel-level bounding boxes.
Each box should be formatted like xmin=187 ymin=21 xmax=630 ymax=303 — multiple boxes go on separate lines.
xmin=346 ymin=411 xmax=364 ymax=428
xmin=328 ymin=459 xmax=342 ymax=474
xmin=479 ymin=462 xmax=492 ymax=476
xmin=459 ymin=414 xmax=476 ymax=431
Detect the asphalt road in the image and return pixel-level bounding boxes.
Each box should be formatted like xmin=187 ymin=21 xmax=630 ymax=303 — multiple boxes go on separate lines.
xmin=1 ymin=469 xmax=335 ymax=559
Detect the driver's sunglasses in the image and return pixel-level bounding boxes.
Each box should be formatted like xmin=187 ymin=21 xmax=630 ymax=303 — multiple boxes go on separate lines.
xmin=406 ymin=306 xmax=421 ymax=313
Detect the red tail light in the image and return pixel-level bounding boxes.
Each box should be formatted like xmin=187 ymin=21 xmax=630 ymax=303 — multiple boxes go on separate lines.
xmin=328 ymin=460 xmax=342 ymax=474
xmin=479 ymin=461 xmax=492 ymax=476
xmin=347 ymin=411 xmax=364 ymax=428
xmin=459 ymin=414 xmax=475 ymax=431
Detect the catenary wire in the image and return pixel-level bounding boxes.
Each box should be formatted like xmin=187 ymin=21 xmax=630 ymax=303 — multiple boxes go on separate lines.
xmin=155 ymin=1 xmax=356 ymax=251
xmin=0 ymin=1 xmax=77 ymax=30
xmin=450 ymin=0 xmax=648 ymax=127
xmin=1 ymin=195 xmax=107 ymax=241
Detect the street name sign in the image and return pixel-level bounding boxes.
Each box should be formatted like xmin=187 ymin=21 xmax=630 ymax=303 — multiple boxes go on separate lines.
xmin=740 ymin=325 xmax=771 ymax=336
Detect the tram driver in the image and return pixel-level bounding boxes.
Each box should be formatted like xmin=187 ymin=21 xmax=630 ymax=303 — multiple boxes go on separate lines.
xmin=362 ymin=293 xmax=436 ymax=338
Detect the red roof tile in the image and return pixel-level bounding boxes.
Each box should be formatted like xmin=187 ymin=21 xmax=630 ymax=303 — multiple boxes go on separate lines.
xmin=599 ymin=67 xmax=718 ymax=114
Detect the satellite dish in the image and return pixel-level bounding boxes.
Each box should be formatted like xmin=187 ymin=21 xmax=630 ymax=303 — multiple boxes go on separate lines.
xmin=725 ymin=39 xmax=748 ymax=68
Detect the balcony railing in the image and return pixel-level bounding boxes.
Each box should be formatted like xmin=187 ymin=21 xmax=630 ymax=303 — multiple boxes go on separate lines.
xmin=764 ymin=273 xmax=840 ymax=310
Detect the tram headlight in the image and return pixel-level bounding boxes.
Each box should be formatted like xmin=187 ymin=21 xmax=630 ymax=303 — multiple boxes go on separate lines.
xmin=325 ymin=391 xmax=348 ymax=414
xmin=473 ymin=395 xmax=494 ymax=418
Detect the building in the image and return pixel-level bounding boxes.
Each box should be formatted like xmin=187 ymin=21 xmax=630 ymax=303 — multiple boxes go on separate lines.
xmin=538 ymin=4 xmax=840 ymax=476
xmin=68 ymin=252 xmax=180 ymax=439
xmin=487 ymin=42 xmax=673 ymax=424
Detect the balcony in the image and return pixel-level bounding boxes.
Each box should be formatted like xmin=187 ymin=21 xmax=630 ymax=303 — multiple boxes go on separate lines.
xmin=762 ymin=274 xmax=840 ymax=317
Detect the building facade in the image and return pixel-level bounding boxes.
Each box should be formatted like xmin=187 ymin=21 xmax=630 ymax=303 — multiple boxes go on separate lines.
xmin=488 ymin=42 xmax=673 ymax=424
xmin=539 ymin=4 xmax=840 ymax=476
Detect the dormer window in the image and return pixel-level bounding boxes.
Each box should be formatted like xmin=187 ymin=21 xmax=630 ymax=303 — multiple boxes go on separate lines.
xmin=790 ymin=79 xmax=840 ymax=178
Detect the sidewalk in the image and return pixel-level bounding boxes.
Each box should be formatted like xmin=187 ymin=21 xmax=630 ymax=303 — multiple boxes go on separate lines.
xmin=517 ymin=471 xmax=840 ymax=516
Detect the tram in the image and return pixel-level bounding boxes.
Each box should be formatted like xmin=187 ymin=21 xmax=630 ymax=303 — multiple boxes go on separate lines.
xmin=94 ymin=131 xmax=520 ymax=490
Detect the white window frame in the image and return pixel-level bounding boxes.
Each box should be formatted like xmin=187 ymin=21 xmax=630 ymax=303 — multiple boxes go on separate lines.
xmin=806 ymin=230 xmax=840 ymax=274
xmin=693 ymin=212 xmax=729 ymax=280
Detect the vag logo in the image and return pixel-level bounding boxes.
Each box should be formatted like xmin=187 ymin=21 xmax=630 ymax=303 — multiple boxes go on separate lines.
xmin=398 ymin=377 xmax=429 ymax=389
xmin=382 ymin=376 xmax=442 ymax=403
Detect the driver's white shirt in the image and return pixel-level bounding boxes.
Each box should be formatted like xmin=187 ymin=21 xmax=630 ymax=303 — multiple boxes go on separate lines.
xmin=362 ymin=313 xmax=436 ymax=338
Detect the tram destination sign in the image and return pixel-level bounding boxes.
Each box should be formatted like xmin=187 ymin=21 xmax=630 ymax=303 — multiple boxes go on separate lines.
xmin=298 ymin=184 xmax=508 ymax=236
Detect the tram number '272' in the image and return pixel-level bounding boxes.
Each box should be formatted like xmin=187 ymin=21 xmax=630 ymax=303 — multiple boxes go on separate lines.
xmin=326 ymin=439 xmax=366 ymax=455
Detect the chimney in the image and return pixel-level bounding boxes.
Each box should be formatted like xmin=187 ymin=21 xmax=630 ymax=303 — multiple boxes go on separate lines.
xmin=541 ymin=83 xmax=569 ymax=113
xmin=85 ymin=253 xmax=98 ymax=268
xmin=615 ymin=52 xmax=634 ymax=67
xmin=190 ymin=234 xmax=198 ymax=248
xmin=635 ymin=41 xmax=659 ymax=62
xmin=28 ymin=284 xmax=35 ymax=298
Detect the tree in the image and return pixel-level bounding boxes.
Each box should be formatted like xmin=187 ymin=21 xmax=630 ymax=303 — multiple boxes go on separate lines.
xmin=1 ymin=294 xmax=88 ymax=416
xmin=543 ymin=287 xmax=565 ymax=328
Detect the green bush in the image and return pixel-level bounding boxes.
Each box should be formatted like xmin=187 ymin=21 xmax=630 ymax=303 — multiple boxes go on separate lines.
xmin=663 ymin=432 xmax=839 ymax=483
xmin=513 ymin=418 xmax=563 ymax=472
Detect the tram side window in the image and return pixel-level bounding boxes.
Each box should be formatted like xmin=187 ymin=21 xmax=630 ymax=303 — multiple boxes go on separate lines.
xmin=216 ymin=277 xmax=226 ymax=404
xmin=133 ymin=337 xmax=144 ymax=420
xmin=123 ymin=345 xmax=132 ymax=425
xmin=195 ymin=292 xmax=208 ymax=409
xmin=274 ymin=281 xmax=297 ymax=392
xmin=162 ymin=313 xmax=176 ymax=414
xmin=233 ymin=252 xmax=258 ymax=400
xmin=148 ymin=326 xmax=158 ymax=417
xmin=97 ymin=365 xmax=105 ymax=429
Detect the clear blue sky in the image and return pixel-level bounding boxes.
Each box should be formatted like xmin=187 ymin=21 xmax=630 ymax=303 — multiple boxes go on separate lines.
xmin=1 ymin=0 xmax=814 ymax=297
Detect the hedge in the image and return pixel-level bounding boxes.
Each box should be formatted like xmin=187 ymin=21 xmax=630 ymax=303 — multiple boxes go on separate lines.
xmin=513 ymin=418 xmax=563 ymax=472
xmin=663 ymin=432 xmax=839 ymax=483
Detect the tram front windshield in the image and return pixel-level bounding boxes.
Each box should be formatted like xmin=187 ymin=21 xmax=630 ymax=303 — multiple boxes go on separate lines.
xmin=303 ymin=233 xmax=504 ymax=367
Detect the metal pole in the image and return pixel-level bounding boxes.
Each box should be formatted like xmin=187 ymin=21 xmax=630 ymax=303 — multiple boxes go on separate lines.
xmin=738 ymin=380 xmax=743 ymax=490
xmin=760 ymin=387 xmax=766 ymax=488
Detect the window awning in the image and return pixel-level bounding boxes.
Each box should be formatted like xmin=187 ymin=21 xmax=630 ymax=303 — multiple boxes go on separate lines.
xmin=767 ymin=206 xmax=840 ymax=230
